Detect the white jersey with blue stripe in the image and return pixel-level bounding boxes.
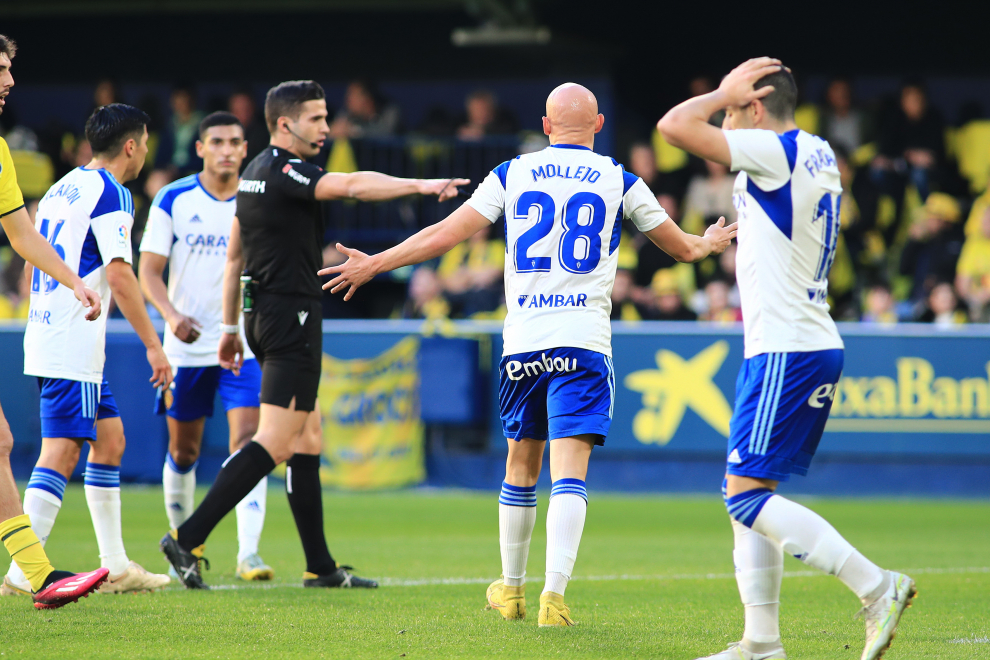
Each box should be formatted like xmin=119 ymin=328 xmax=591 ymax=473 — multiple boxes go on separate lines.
xmin=139 ymin=173 xmax=253 ymax=367
xmin=726 ymin=128 xmax=845 ymax=359
xmin=467 ymin=144 xmax=668 ymax=356
xmin=24 ymin=167 xmax=135 ymax=383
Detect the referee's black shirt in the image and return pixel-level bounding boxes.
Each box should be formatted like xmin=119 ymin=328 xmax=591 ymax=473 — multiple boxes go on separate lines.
xmin=237 ymin=146 xmax=326 ymax=298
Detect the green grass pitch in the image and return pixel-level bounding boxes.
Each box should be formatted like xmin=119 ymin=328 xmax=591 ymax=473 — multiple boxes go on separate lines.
xmin=1 ymin=485 xmax=988 ymax=659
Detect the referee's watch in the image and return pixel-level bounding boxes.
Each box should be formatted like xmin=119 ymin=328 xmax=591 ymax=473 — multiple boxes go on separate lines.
xmin=220 ymin=323 xmax=240 ymax=335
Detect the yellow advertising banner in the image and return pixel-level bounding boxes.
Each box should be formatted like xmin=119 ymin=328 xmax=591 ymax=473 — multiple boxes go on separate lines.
xmin=316 ymin=336 xmax=425 ymax=489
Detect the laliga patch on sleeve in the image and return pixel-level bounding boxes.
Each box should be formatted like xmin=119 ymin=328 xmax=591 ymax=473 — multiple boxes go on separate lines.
xmin=117 ymin=224 xmax=129 ymax=247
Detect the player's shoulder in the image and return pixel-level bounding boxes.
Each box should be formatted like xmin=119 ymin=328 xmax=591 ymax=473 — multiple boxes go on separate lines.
xmin=152 ymin=173 xmax=200 ymax=215
xmin=88 ymin=167 xmax=135 ymax=218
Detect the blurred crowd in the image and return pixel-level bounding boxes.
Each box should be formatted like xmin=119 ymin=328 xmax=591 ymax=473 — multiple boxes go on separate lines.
xmin=2 ymin=75 xmax=990 ymax=327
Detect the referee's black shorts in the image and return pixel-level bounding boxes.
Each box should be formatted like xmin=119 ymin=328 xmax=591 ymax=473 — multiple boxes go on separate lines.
xmin=244 ymin=292 xmax=322 ymax=412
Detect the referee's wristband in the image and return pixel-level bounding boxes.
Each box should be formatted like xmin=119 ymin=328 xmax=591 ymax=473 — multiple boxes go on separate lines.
xmin=220 ymin=323 xmax=240 ymax=335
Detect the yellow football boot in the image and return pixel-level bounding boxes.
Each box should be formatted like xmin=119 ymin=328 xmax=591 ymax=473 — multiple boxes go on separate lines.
xmin=538 ymin=591 xmax=575 ymax=627
xmin=485 ymin=578 xmax=526 ymax=620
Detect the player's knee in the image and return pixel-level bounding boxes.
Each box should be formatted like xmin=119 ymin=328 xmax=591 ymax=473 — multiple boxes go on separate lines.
xmin=724 ymin=487 xmax=775 ymax=528
xmin=95 ymin=431 xmax=126 ymax=463
xmin=171 ymin=444 xmax=200 ymax=467
xmin=0 ymin=423 xmax=12 ymax=457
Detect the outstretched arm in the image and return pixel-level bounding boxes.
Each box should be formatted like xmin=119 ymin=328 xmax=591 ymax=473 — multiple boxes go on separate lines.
xmin=319 ymin=204 xmax=492 ymax=300
xmin=315 ymin=173 xmax=469 ymax=203
xmin=657 ymin=57 xmax=783 ymax=165
xmin=1 ymin=206 xmax=101 ymax=320
xmin=644 ymin=216 xmax=737 ymax=263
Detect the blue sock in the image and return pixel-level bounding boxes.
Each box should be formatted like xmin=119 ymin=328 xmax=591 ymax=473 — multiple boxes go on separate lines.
xmin=166 ymin=454 xmax=197 ymax=475
xmin=84 ymin=462 xmax=120 ymax=489
xmin=725 ymin=488 xmax=775 ymax=528
xmin=26 ymin=467 xmax=68 ymax=501
xmin=550 ymin=478 xmax=587 ymax=503
xmin=499 ymin=481 xmax=536 ymax=507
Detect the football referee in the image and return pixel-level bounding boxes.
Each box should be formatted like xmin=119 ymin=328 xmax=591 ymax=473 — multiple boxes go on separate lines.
xmin=161 ymin=80 xmax=467 ymax=589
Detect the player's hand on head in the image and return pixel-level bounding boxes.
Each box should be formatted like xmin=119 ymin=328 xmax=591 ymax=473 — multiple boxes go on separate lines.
xmin=168 ymin=312 xmax=202 ymax=344
xmin=147 ymin=346 xmax=173 ymax=389
xmin=704 ymin=216 xmax=738 ymax=255
xmin=218 ymin=333 xmax=244 ymax=376
xmin=319 ymin=243 xmax=374 ymax=301
xmin=718 ymin=57 xmax=784 ymax=107
xmin=74 ymin=283 xmax=102 ymax=321
xmin=423 ymin=178 xmax=471 ymax=202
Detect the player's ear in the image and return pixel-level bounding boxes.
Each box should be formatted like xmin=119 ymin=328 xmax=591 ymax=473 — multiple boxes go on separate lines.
xmin=542 ymin=116 xmax=551 ymax=137
xmin=195 ymin=140 xmax=205 ymax=158
xmin=594 ymin=114 xmax=604 ymax=134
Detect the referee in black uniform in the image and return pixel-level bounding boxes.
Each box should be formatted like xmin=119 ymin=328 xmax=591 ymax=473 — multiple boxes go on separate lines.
xmin=162 ymin=80 xmax=467 ymax=589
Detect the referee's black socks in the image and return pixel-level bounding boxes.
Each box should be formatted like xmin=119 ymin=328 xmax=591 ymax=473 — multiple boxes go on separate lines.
xmin=177 ymin=441 xmax=275 ymax=551
xmin=286 ymin=453 xmax=337 ymax=576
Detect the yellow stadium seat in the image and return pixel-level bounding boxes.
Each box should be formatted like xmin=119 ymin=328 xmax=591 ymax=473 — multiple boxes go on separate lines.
xmin=651 ymin=129 xmax=688 ymax=173
xmin=9 ymin=150 xmax=54 ymax=199
xmin=953 ymin=120 xmax=990 ymax=194
xmin=794 ymin=104 xmax=820 ymax=136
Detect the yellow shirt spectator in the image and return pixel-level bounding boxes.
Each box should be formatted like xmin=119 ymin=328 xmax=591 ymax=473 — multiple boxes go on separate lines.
xmin=0 ymin=136 xmax=26 ymax=218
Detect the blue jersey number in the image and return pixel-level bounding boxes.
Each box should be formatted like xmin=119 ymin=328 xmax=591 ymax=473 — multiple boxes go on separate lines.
xmin=813 ymin=193 xmax=841 ymax=282
xmin=31 ymin=218 xmax=66 ymax=294
xmin=514 ymin=191 xmax=607 ymax=274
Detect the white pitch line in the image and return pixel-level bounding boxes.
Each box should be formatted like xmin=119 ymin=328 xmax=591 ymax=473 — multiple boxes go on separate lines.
xmin=196 ymin=566 xmax=989 ymax=590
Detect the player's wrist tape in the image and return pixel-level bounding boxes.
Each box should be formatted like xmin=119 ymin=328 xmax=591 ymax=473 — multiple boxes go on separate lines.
xmin=220 ymin=323 xmax=240 ymax=335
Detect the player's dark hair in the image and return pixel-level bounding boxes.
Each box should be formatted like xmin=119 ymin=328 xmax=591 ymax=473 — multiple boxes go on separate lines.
xmin=85 ymin=103 xmax=150 ymax=158
xmin=264 ymin=81 xmax=325 ymax=133
xmin=0 ymin=34 xmax=16 ymax=59
xmin=753 ymin=67 xmax=797 ymax=121
xmin=199 ymin=111 xmax=243 ymax=139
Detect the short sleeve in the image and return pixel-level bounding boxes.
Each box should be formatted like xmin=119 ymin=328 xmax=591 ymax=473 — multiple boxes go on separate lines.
xmin=139 ymin=205 xmax=175 ymax=257
xmin=0 ymin=139 xmax=25 ymax=218
xmin=91 ymin=177 xmax=134 ymax=265
xmin=623 ymin=178 xmax=669 ymax=232
xmin=273 ymin=158 xmax=324 ymax=200
xmin=723 ymin=129 xmax=795 ymax=191
xmin=465 ymin=166 xmax=508 ymax=224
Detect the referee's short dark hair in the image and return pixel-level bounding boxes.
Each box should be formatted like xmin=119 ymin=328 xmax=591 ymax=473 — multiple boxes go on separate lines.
xmin=85 ymin=103 xmax=150 ymax=158
xmin=199 ymin=111 xmax=243 ymax=139
xmin=0 ymin=34 xmax=16 ymax=59
xmin=264 ymin=81 xmax=325 ymax=133
xmin=753 ymin=67 xmax=797 ymax=122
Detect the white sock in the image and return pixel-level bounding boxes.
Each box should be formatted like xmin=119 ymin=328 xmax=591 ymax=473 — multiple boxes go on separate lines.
xmin=751 ymin=494 xmax=884 ymax=600
xmin=84 ymin=463 xmax=129 ymax=576
xmin=838 ymin=550 xmax=891 ymax=604
xmin=498 ymin=481 xmax=537 ymax=587
xmin=6 ymin=478 xmax=65 ymax=586
xmin=544 ymin=479 xmax=588 ymax=597
xmin=163 ymin=455 xmax=197 ymax=530
xmin=236 ymin=475 xmax=268 ymax=563
xmin=732 ymin=519 xmax=782 ymax=646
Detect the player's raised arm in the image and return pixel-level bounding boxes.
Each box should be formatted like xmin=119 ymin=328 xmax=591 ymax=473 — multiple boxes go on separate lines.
xmin=320 ymin=203 xmax=491 ymax=300
xmin=314 ymin=172 xmax=469 ymax=203
xmin=657 ymin=57 xmax=784 ymax=166
xmin=218 ymin=215 xmax=245 ymax=374
xmin=1 ymin=206 xmax=102 ymax=320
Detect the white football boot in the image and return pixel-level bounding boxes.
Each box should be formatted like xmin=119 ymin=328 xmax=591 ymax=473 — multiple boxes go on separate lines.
xmin=98 ymin=561 xmax=171 ymax=593
xmin=694 ymin=642 xmax=786 ymax=660
xmin=858 ymin=571 xmax=917 ymax=660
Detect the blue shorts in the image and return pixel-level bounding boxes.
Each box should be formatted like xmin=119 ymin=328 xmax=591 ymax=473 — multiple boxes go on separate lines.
xmin=155 ymin=359 xmax=262 ymax=422
xmin=499 ymin=347 xmax=614 ymax=445
xmin=38 ymin=378 xmax=120 ymax=441
xmin=727 ymin=349 xmax=844 ymax=482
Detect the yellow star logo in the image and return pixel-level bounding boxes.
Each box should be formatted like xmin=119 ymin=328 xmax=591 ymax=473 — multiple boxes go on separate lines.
xmin=624 ymin=340 xmax=733 ymax=445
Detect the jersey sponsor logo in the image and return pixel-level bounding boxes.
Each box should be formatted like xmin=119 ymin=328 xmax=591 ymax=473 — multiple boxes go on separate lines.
xmin=625 ymin=341 xmax=733 ymax=445
xmin=807 ymin=383 xmax=838 ymax=408
xmin=518 ymin=293 xmax=588 ymax=308
xmin=184 ymin=233 xmax=229 ymax=250
xmin=505 ymin=352 xmax=579 ymax=381
xmin=282 ymin=164 xmax=311 ymax=186
xmin=239 ymin=179 xmax=266 ymax=194
xmin=28 ymin=308 xmax=53 ymax=325
xmin=530 ymin=164 xmax=601 ymax=184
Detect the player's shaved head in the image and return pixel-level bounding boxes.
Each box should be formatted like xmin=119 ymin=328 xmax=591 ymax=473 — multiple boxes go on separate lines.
xmin=546 ymin=83 xmax=599 ymax=131
xmin=542 ymin=83 xmax=604 ymax=148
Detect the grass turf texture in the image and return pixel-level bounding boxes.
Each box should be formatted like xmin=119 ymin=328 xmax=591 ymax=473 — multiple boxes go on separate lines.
xmin=1 ymin=486 xmax=987 ymax=659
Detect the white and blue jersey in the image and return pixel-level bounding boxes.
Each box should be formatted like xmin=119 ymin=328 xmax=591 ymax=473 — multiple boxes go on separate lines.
xmin=24 ymin=167 xmax=134 ymax=383
xmin=140 ymin=173 xmax=253 ymax=367
xmin=467 ymin=144 xmax=668 ymax=442
xmin=723 ymin=128 xmax=846 ymax=480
